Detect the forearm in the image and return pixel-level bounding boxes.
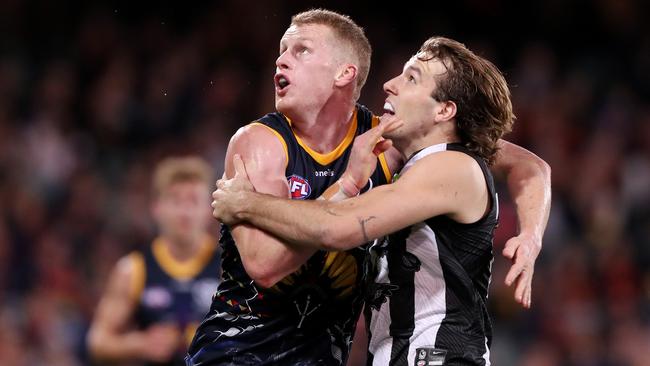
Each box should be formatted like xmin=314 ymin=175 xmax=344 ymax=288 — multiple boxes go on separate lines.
xmin=230 ymin=181 xmax=353 ymax=286
xmin=507 ymin=157 xmax=551 ymax=241
xmin=237 ymin=192 xmax=363 ymax=251
xmin=88 ymin=329 xmax=145 ymax=361
xmin=231 ymin=223 xmax=316 ymax=286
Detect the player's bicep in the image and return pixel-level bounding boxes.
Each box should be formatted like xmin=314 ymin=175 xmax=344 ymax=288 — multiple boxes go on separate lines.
xmin=224 ymin=124 xmax=289 ymax=198
xmin=223 ymin=124 xmax=314 ymax=286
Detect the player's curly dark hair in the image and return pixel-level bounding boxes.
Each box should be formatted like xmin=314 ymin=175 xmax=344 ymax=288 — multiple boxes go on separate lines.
xmin=418 ymin=37 xmax=515 ymax=165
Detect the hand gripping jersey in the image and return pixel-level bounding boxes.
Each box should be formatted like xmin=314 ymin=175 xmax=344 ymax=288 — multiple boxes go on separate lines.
xmin=365 ymin=143 xmax=499 ymax=366
xmin=132 ymin=237 xmax=222 ymax=366
xmin=187 ymin=105 xmax=391 ymax=366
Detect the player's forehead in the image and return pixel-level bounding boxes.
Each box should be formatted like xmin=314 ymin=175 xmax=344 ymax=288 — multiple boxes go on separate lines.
xmin=279 ymin=23 xmax=334 ymax=47
xmin=403 ymin=53 xmax=447 ymax=78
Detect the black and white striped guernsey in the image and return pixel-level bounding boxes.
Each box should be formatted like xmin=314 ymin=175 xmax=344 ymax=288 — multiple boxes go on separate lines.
xmin=365 ymin=142 xmax=499 ymax=366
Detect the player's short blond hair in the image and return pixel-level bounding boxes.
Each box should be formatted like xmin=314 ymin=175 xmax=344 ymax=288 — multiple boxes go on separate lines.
xmin=152 ymin=156 xmax=214 ymax=197
xmin=291 ymin=9 xmax=371 ymax=100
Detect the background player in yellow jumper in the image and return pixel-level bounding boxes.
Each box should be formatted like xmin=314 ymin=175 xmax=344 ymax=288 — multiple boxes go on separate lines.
xmin=87 ymin=156 xmax=221 ymax=366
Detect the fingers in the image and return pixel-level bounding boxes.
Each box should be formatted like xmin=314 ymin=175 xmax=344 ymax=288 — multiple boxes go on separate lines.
xmin=503 ymin=237 xmax=536 ymax=309
xmin=524 ymin=282 xmax=532 ymax=308
xmin=504 ymin=261 xmax=523 ymax=287
xmin=357 ymin=119 xmax=402 ymax=155
xmin=514 ymin=273 xmax=532 ymax=308
xmin=232 ymin=154 xmax=249 ymax=179
xmin=372 ymin=139 xmax=393 ymax=156
xmin=502 ymin=238 xmax=519 ymax=259
xmin=508 ymin=264 xmax=533 ymax=308
xmin=365 ymin=118 xmax=402 ymax=146
xmin=380 ymin=118 xmax=404 ymax=134
xmin=514 ymin=271 xmax=526 ymax=304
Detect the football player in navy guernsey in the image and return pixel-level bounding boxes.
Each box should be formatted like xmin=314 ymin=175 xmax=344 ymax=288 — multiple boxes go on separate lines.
xmin=211 ymin=36 xmax=551 ymax=366
xmin=193 ymin=9 xmax=550 ymax=366
xmin=87 ymin=157 xmax=221 ymax=366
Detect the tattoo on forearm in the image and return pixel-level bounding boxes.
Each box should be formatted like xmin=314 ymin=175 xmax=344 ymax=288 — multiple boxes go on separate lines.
xmin=324 ymin=206 xmax=342 ymax=217
xmin=358 ymin=216 xmax=376 ymax=243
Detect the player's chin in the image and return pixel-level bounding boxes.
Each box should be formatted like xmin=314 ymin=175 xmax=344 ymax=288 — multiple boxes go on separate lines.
xmin=383 ymin=129 xmax=398 ymax=140
xmin=275 ymin=99 xmax=295 ymax=115
xmin=274 ymin=97 xmax=285 ymax=111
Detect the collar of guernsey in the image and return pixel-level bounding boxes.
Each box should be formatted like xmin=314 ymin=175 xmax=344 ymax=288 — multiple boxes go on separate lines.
xmin=151 ymin=235 xmax=216 ymax=280
xmin=392 ymin=142 xmax=448 ymax=183
xmin=284 ymin=108 xmax=358 ymax=167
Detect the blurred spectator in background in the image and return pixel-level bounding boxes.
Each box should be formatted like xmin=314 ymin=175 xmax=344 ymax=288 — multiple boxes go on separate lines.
xmin=86 ymin=156 xmax=221 ymax=365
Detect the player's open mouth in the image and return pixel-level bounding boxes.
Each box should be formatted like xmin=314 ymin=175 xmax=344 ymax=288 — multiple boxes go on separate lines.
xmin=383 ymin=101 xmax=395 ymax=115
xmin=275 ymin=74 xmax=291 ymax=93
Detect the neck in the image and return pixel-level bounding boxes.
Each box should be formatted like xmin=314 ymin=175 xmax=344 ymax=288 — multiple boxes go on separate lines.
xmin=161 ymin=232 xmax=205 ymax=262
xmin=288 ymin=96 xmax=356 ymax=153
xmin=396 ymin=126 xmax=460 ymax=162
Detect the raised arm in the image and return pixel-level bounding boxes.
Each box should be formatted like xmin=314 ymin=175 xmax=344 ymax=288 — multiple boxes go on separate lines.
xmin=224 ymin=124 xmax=316 ymax=288
xmin=492 ymin=139 xmax=552 ymax=308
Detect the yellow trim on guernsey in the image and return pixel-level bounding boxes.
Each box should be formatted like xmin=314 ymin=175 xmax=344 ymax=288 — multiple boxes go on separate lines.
xmin=288 ymin=109 xmax=358 ymax=166
xmin=372 ymin=115 xmax=393 ymax=183
xmin=152 ymin=236 xmax=216 ymax=281
xmin=129 ymin=252 xmax=146 ymax=303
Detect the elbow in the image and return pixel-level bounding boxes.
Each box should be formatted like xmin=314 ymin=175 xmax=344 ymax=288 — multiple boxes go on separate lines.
xmin=252 ymin=276 xmax=278 ymax=289
xmin=515 ymin=153 xmax=551 ymax=183
xmin=86 ymin=328 xmax=104 ymax=361
xmin=539 ymin=159 xmax=551 ymax=182
xmin=529 ymin=155 xmax=551 ymax=185
xmin=242 ymin=259 xmax=289 ymax=289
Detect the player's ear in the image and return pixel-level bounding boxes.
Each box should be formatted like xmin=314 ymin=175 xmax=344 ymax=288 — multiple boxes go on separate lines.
xmin=334 ymin=63 xmax=357 ymax=88
xmin=434 ymin=100 xmax=457 ymax=122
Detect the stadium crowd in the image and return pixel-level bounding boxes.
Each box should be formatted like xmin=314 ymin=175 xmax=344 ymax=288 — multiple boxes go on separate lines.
xmin=0 ymin=1 xmax=648 ymax=365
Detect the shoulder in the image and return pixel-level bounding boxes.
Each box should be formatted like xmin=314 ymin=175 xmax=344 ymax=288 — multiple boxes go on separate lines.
xmin=227 ymin=122 xmax=289 ymax=174
xmin=114 ymin=252 xmax=143 ymax=277
xmin=231 ymin=122 xmax=287 ymax=152
xmin=109 ymin=252 xmax=146 ymax=301
xmin=400 ymin=150 xmax=484 ymax=190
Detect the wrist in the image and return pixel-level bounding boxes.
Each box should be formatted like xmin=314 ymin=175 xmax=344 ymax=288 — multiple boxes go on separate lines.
xmin=236 ymin=191 xmax=254 ymax=221
xmin=519 ymin=230 xmax=543 ymax=249
xmin=338 ymin=175 xmax=361 ymax=197
xmin=124 ymin=331 xmax=148 ymax=358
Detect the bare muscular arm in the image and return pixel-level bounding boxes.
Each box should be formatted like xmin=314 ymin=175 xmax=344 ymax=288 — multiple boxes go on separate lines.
xmin=224 ymin=124 xmax=315 ymax=288
xmin=214 ymin=151 xmax=489 ymax=252
xmin=87 ymin=254 xmax=181 ymax=363
xmin=492 ymin=139 xmax=552 ymax=308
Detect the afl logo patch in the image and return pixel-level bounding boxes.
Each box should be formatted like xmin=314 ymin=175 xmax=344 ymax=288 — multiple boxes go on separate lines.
xmin=288 ymin=175 xmax=311 ymax=199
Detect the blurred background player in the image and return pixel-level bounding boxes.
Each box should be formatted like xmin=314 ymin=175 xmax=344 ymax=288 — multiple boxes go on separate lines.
xmin=87 ymin=156 xmax=221 ymax=365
